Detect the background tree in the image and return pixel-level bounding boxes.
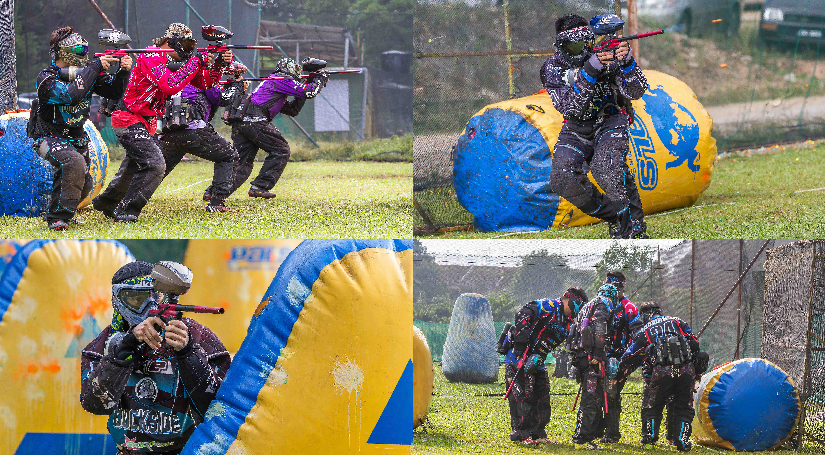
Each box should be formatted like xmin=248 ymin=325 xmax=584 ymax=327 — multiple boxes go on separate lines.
xmin=591 ymin=242 xmax=663 ymax=304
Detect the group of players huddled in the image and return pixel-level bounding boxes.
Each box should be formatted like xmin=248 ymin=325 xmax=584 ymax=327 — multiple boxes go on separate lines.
xmin=28 ymin=23 xmax=328 ymax=230
xmin=500 ymin=271 xmax=710 ymax=450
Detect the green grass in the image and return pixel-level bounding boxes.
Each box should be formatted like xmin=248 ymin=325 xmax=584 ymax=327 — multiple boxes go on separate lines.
xmin=415 ymin=142 xmax=825 ymax=238
xmin=414 ymin=363 xmax=819 ymax=454
xmin=0 ymin=159 xmax=412 ymax=238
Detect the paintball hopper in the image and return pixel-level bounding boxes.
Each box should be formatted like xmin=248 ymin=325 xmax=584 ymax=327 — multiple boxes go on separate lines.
xmin=151 ymin=261 xmax=192 ymax=296
xmin=99 ymin=29 xmax=132 ymax=47
xmin=301 ymin=57 xmax=327 ymax=73
xmin=591 ymin=14 xmax=624 ymax=35
xmin=202 ymin=25 xmax=233 ymax=42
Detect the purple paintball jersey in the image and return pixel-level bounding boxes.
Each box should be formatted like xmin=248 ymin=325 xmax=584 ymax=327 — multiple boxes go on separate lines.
xmin=249 ymin=75 xmax=321 ymax=120
xmin=182 ymin=84 xmax=225 ymax=128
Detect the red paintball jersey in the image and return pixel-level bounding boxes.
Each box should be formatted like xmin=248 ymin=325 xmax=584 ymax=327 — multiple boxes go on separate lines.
xmin=111 ymin=48 xmax=223 ymax=134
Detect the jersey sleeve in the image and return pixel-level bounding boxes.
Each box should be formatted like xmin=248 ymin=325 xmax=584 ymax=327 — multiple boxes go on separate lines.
xmin=540 ymin=57 xmax=598 ymax=119
xmin=39 ymin=59 xmax=104 ymax=106
xmin=612 ymin=57 xmax=648 ymax=100
xmin=93 ymin=68 xmax=129 ymax=100
xmin=79 ymin=328 xmax=134 ymax=415
xmin=174 ymin=320 xmax=232 ymax=420
xmin=147 ymin=55 xmax=208 ymax=96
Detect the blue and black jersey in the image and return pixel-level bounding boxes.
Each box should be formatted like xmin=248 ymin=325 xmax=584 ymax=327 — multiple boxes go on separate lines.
xmin=32 ymin=60 xmax=128 ymax=140
xmin=505 ymin=298 xmax=573 ymax=369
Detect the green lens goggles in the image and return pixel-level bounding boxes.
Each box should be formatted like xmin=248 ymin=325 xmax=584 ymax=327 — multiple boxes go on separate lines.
xmin=563 ymin=41 xmax=589 ymax=56
xmin=69 ymin=44 xmax=89 ymax=56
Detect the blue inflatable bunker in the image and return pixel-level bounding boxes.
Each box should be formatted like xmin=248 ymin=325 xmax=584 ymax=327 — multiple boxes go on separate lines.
xmin=0 ymin=112 xmax=108 ymax=217
xmin=693 ymin=358 xmax=800 ymax=451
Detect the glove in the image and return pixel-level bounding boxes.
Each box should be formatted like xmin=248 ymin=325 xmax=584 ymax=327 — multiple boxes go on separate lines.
xmin=314 ymin=70 xmax=329 ymax=87
xmin=583 ymin=53 xmax=605 ymax=80
xmin=524 ymin=354 xmax=543 ymax=375
xmin=620 ymin=43 xmax=634 ymax=66
xmin=606 ymin=357 xmax=619 ymax=380
xmin=694 ymin=351 xmax=710 ymax=376
xmin=107 ymin=332 xmax=141 ymax=364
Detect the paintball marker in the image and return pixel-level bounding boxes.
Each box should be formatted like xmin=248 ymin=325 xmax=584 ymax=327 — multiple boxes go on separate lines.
xmin=94 ymin=29 xmax=174 ymax=58
xmin=218 ymin=57 xmax=361 ymax=84
xmin=144 ymin=262 xmax=224 ymax=347
xmin=199 ymin=25 xmax=273 ymax=55
xmin=590 ymin=14 xmax=664 ymax=54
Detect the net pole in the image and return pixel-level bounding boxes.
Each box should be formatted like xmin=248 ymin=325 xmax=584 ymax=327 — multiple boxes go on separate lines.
xmin=699 ymin=240 xmax=771 ymax=337
xmin=504 ymin=0 xmax=515 ymax=99
xmin=690 ymin=239 xmax=695 ymax=327
xmin=797 ymin=244 xmax=818 ymax=450
xmin=735 ymin=239 xmax=743 ymax=360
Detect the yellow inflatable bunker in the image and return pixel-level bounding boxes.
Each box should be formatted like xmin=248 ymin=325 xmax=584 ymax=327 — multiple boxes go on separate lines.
xmin=181 ymin=240 xmax=413 ymax=455
xmin=0 ymin=239 xmax=134 ymax=455
xmin=413 ymin=325 xmax=434 ymax=428
xmin=453 ymin=70 xmax=716 ymax=232
xmin=0 ymin=112 xmax=108 ymax=217
xmin=180 ymin=239 xmax=302 ymax=353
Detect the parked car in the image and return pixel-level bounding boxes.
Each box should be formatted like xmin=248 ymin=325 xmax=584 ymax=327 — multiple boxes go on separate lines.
xmin=759 ymin=0 xmax=825 ymax=46
xmin=634 ymin=0 xmax=741 ymax=37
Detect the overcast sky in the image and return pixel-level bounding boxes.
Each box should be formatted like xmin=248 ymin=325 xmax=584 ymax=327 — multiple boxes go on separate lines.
xmin=418 ymin=239 xmax=688 ymax=267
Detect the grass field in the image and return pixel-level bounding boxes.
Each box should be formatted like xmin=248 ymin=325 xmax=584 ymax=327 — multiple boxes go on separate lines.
xmin=414 ymin=141 xmax=825 ymax=238
xmin=413 ymin=363 xmax=819 ymax=454
xmin=0 ymin=159 xmax=412 ymax=238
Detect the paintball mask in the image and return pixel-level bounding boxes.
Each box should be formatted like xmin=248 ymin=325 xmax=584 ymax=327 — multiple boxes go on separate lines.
xmin=639 ymin=301 xmax=663 ymax=325
xmin=274 ymin=57 xmax=302 ymax=79
xmin=111 ymin=261 xmax=163 ymax=328
xmin=155 ymin=23 xmax=197 ymax=61
xmin=555 ymin=26 xmax=594 ymax=66
xmin=563 ymin=291 xmax=586 ymax=317
xmin=604 ymin=276 xmax=625 ymax=293
xmin=597 ymin=284 xmax=619 ymax=311
xmin=54 ymin=32 xmax=89 ymax=67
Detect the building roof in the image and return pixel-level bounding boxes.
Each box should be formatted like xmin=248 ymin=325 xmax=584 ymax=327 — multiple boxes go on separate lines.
xmin=258 ymin=20 xmax=360 ymax=66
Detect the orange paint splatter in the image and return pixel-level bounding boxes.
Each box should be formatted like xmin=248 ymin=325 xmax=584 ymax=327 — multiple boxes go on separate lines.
xmin=27 ymin=364 xmax=38 ymax=374
xmin=219 ymin=300 xmax=232 ymax=311
xmin=223 ymin=251 xmax=232 ymax=261
xmin=712 ymin=18 xmax=723 ymax=23
xmin=254 ymin=297 xmax=270 ymax=318
xmin=43 ymin=362 xmax=61 ymax=374
xmin=720 ymin=64 xmax=728 ymax=68
xmin=702 ymin=172 xmax=710 ymax=184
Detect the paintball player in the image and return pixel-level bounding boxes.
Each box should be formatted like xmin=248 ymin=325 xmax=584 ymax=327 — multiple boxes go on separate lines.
xmin=159 ymin=56 xmax=241 ymax=213
xmin=540 ymin=14 xmax=648 ymax=239
xmin=503 ymin=287 xmax=589 ymax=444
xmin=566 ymin=284 xmax=620 ymax=450
xmin=221 ymin=57 xmax=328 ymax=199
xmin=30 ymin=26 xmax=131 ymax=230
xmin=601 ymin=271 xmax=643 ymax=444
xmin=92 ymin=23 xmax=225 ymax=221
xmin=616 ymin=302 xmax=707 ymax=452
xmin=80 ymin=261 xmax=230 ymax=454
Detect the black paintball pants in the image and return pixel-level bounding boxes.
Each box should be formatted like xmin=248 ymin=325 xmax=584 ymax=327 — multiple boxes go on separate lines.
xmin=504 ymin=363 xmax=551 ymax=441
xmin=37 ymin=136 xmax=93 ymax=222
xmin=94 ymin=123 xmax=165 ymax=217
xmin=160 ymin=124 xmax=238 ymax=206
xmin=573 ymin=362 xmax=606 ymax=444
xmin=229 ymin=121 xmax=292 ymax=193
xmin=641 ymin=363 xmax=696 ymax=451
xmin=603 ymin=369 xmax=628 ymax=441
xmin=549 ymin=114 xmax=643 ymax=227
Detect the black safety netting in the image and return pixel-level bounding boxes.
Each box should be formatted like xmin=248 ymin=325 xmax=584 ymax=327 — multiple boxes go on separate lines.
xmin=414 ymin=0 xmax=825 ymax=232
xmin=764 ymin=240 xmax=825 ymax=450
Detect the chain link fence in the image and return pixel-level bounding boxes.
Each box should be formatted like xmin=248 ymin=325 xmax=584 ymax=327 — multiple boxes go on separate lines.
xmin=414 ymin=0 xmax=825 ymax=231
